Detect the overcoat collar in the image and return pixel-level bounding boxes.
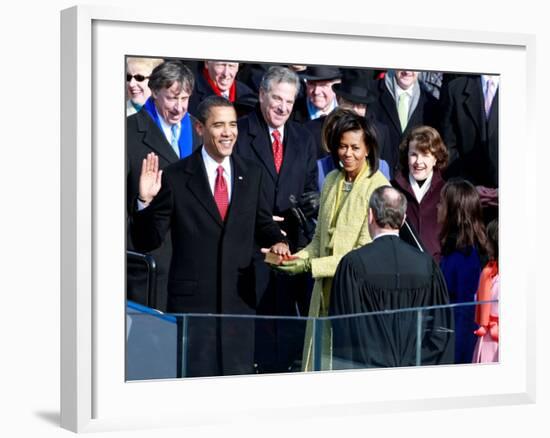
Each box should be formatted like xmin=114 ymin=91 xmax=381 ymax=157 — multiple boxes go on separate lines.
xmin=245 ymin=109 xmax=300 ymax=182
xmin=183 ymin=149 xmax=250 ymax=228
xmin=136 ymin=110 xmax=179 ymax=163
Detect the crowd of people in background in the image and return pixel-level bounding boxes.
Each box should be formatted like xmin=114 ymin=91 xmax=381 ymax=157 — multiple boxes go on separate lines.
xmin=126 ymin=57 xmax=500 ymax=377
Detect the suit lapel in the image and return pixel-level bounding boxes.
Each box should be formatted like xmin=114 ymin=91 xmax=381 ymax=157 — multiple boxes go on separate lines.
xmin=137 ymin=111 xmax=180 ymax=163
xmin=279 ymin=123 xmax=299 ymax=178
xmin=247 ymin=112 xmax=278 ymax=181
xmin=380 ymin=88 xmax=402 ymax=133
xmin=487 ymin=89 xmax=498 ymax=138
xmin=224 ymin=154 xmax=249 ymax=227
xmin=185 ymin=151 xmax=224 ymax=227
xmin=462 ymin=77 xmax=483 ymax=135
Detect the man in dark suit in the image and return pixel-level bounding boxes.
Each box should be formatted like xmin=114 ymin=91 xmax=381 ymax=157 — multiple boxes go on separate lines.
xmin=234 ymin=66 xmax=319 ymax=373
xmin=291 ymin=65 xmax=341 ymax=124
xmin=369 ymin=70 xmax=438 ymax=178
xmin=131 ymin=96 xmax=289 ymax=377
xmin=439 ymin=74 xmax=499 ymax=194
xmin=187 ymin=60 xmax=255 ymax=118
xmin=330 ymin=186 xmax=454 ymax=369
xmin=127 ymin=60 xmax=202 ymax=311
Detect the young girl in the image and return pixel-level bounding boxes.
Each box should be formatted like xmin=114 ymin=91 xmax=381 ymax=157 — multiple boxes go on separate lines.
xmin=472 ymin=219 xmax=499 ymax=363
xmin=438 ymin=179 xmax=488 ymax=364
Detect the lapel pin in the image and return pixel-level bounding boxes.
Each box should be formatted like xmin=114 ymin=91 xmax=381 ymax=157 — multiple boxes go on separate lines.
xmin=238 ymin=176 xmax=243 ymax=180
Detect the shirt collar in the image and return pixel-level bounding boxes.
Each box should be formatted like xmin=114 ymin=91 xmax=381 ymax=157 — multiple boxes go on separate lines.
xmin=268 ymin=125 xmax=285 ymax=141
xmin=373 ymin=230 xmax=400 ymax=241
xmin=306 ymin=97 xmax=337 ymax=119
xmin=201 ymin=146 xmax=231 ymax=175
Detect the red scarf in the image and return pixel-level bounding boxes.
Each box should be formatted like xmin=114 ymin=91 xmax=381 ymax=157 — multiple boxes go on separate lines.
xmin=203 ymin=67 xmax=237 ymax=102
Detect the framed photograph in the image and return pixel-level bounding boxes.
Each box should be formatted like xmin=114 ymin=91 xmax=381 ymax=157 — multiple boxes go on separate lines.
xmin=61 ymin=5 xmax=536 ymax=433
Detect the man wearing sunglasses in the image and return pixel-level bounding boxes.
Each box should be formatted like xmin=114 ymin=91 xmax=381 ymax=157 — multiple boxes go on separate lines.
xmin=127 ymin=60 xmax=203 ymax=312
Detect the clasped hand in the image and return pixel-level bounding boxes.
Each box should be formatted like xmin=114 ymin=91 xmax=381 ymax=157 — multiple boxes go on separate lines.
xmin=275 ymin=257 xmax=311 ymax=275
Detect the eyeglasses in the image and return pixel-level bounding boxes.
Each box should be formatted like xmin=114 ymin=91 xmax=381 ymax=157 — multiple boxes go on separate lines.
xmin=126 ymin=74 xmax=149 ymax=82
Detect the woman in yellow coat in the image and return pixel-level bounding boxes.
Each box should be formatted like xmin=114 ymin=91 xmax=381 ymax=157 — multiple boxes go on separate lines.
xmin=276 ymin=108 xmax=389 ymax=370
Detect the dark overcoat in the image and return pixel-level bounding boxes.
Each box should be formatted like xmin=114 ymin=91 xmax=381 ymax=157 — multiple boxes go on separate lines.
xmin=126 ymin=110 xmax=201 ymax=310
xmin=131 ymin=150 xmax=285 ymax=376
xmin=439 ymin=75 xmax=499 ymax=188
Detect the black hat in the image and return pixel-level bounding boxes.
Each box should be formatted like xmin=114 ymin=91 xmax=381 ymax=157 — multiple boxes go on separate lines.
xmin=332 ymin=69 xmax=376 ymax=105
xmin=302 ymin=65 xmax=342 ymax=82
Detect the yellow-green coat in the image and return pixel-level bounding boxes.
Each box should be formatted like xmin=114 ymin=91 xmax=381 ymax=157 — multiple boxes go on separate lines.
xmin=297 ymin=165 xmax=389 ymax=370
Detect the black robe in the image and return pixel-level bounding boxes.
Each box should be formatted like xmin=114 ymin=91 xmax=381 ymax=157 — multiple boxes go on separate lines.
xmin=329 ymin=235 xmax=454 ymax=369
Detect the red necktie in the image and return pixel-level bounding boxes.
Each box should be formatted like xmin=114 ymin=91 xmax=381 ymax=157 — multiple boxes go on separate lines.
xmin=214 ymin=165 xmax=229 ymax=220
xmin=272 ymin=129 xmax=283 ymax=173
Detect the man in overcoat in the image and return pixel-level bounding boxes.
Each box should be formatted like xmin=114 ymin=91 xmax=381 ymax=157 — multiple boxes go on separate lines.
xmin=131 ymin=96 xmax=289 ymax=377
xmin=127 ymin=60 xmax=202 ymax=310
xmin=234 ymin=66 xmax=319 ymax=373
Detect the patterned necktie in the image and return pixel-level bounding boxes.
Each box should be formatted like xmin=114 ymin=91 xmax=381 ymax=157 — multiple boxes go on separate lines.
xmin=214 ymin=165 xmax=229 ymax=221
xmin=397 ymin=92 xmax=410 ymax=131
xmin=484 ymin=79 xmax=496 ymax=117
xmin=272 ymin=129 xmax=283 ymax=173
xmin=170 ymin=123 xmax=180 ymax=157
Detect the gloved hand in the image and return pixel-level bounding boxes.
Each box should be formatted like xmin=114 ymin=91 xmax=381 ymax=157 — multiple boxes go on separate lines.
xmin=298 ymin=191 xmax=320 ymax=219
xmin=274 ymin=257 xmax=311 ymax=275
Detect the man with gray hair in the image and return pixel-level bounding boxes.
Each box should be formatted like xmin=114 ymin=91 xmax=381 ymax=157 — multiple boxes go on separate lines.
xmin=235 ymin=65 xmax=319 ymax=373
xmin=329 ymin=185 xmax=454 ymax=369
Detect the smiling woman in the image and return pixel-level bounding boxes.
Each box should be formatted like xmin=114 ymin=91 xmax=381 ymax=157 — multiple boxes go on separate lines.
xmin=391 ymin=125 xmax=449 ymax=261
xmin=126 ymin=57 xmax=164 ymax=116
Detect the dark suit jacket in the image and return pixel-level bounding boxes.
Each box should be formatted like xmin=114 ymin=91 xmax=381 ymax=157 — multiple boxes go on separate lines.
xmin=439 ymin=75 xmax=499 ymax=187
xmin=130 ymin=150 xmax=284 ymax=376
xmin=126 ymin=110 xmax=201 ymax=310
xmin=235 ymin=109 xmax=318 ymax=251
xmin=330 ymin=235 xmax=454 ymax=368
xmin=369 ymin=80 xmax=438 ymax=178
xmin=187 ymin=70 xmax=255 ymax=118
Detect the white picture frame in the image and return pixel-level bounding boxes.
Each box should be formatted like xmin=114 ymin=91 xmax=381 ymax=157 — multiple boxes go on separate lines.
xmin=60 ymin=5 xmax=536 ymax=433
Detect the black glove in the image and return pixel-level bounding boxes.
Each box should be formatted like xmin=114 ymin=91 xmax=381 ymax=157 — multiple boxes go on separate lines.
xmin=298 ymin=191 xmax=320 ymax=219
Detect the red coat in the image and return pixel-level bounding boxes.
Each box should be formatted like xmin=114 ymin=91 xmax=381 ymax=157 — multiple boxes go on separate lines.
xmin=392 ymin=170 xmax=445 ymax=261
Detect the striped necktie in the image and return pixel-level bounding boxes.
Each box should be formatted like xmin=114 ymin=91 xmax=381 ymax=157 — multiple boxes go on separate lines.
xmin=170 ymin=123 xmax=180 ymax=157
xmin=214 ymin=165 xmax=229 ymax=221
xmin=397 ymin=92 xmax=410 ymax=131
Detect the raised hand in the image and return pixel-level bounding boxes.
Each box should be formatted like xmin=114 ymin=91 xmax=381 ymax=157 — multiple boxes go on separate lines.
xmin=139 ymin=152 xmax=163 ymax=204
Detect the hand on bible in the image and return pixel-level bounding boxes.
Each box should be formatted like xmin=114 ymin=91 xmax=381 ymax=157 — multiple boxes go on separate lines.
xmin=274 ymin=257 xmax=311 ymax=275
xmin=139 ymin=152 xmax=163 ymax=204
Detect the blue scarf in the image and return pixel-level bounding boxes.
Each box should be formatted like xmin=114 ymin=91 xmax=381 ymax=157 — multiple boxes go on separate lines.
xmin=143 ymin=97 xmax=193 ymax=159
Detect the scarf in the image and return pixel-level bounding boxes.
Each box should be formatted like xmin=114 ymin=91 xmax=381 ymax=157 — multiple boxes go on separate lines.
xmin=143 ymin=97 xmax=193 ymax=159
xmin=409 ymin=170 xmax=433 ymax=203
xmin=384 ymin=70 xmax=421 ymax=121
xmin=202 ymin=66 xmax=237 ymax=102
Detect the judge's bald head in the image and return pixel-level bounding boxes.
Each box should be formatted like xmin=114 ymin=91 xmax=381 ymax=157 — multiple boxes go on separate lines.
xmin=369 ymin=186 xmax=407 ymax=230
